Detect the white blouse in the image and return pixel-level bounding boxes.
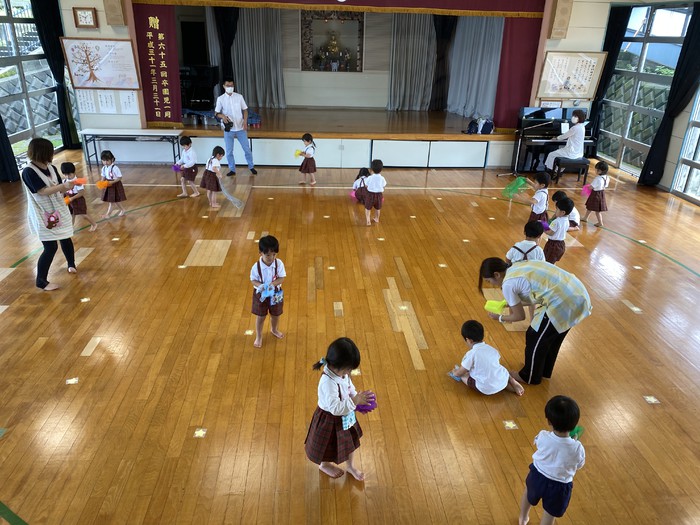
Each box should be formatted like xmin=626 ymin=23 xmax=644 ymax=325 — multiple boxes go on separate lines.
xmin=317 ymin=366 xmax=357 ymax=416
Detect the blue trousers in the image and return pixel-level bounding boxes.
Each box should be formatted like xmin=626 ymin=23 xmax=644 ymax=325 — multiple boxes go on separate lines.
xmin=224 ymin=129 xmax=254 ymax=171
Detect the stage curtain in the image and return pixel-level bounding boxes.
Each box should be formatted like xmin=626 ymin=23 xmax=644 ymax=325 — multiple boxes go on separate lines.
xmin=429 ymin=15 xmax=458 ymax=111
xmin=29 ymin=0 xmax=80 ymax=149
xmin=214 ymin=6 xmax=240 ymax=82
xmin=639 ymin=3 xmax=700 ymax=186
xmin=493 ymin=17 xmax=541 ymax=129
xmin=206 ymin=7 xmax=223 ymax=100
xmin=0 ymin=114 xmax=19 ymax=182
xmin=588 ymin=6 xmax=632 ymax=156
xmin=447 ymin=17 xmax=504 ymax=119
xmin=387 ymin=14 xmax=436 ymax=111
xmin=232 ymin=9 xmax=287 ymax=108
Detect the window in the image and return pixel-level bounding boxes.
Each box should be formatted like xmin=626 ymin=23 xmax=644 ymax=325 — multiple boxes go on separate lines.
xmin=599 ymin=5 xmax=692 ymax=176
xmin=672 ymin=90 xmax=700 ymax=202
xmin=0 ymin=0 xmax=61 ymax=162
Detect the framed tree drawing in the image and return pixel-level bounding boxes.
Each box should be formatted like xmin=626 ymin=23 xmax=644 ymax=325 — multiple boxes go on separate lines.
xmin=61 ymin=38 xmax=140 ymax=90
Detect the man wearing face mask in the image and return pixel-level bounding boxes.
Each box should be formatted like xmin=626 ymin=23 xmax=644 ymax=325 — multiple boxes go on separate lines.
xmin=214 ymin=78 xmax=257 ymax=176
xmin=544 ymin=109 xmax=587 ymax=172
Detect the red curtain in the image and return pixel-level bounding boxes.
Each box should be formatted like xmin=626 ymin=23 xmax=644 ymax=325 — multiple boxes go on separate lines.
xmin=493 ymin=18 xmax=543 ymax=129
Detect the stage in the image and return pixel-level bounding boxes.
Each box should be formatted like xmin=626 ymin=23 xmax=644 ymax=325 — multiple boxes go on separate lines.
xmin=180 ymin=107 xmax=516 ymax=142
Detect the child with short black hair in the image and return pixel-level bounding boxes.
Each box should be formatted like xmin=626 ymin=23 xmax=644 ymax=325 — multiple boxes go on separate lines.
xmin=543 ymin=197 xmax=573 ymax=264
xmin=583 ymin=161 xmax=610 ymax=227
xmin=448 ymin=320 xmax=524 ymax=396
xmin=352 ymin=167 xmax=370 ymax=205
xmin=522 ymin=173 xmax=550 ymax=223
xmin=250 ymin=235 xmax=286 ymax=348
xmin=364 ymin=159 xmax=387 ymax=226
xmin=298 ymin=133 xmax=317 ymax=185
xmin=200 ymin=146 xmax=225 ymax=208
xmin=100 ymin=150 xmax=127 ymax=218
xmin=176 ymin=136 xmax=200 ymax=198
xmin=506 ymin=221 xmax=545 ymax=265
xmin=519 ymin=395 xmax=585 ymax=525
xmin=551 ymin=191 xmax=580 ymax=231
xmin=61 ymin=162 xmax=97 ymax=232
xmin=305 ymin=337 xmax=373 ymax=480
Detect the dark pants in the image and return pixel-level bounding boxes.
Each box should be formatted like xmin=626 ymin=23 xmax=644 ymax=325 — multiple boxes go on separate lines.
xmin=37 ymin=238 xmax=75 ymax=289
xmin=519 ymin=313 xmax=569 ymax=384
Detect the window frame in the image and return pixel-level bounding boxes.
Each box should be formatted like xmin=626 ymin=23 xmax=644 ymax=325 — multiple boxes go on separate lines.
xmin=599 ymin=4 xmax=691 ymax=176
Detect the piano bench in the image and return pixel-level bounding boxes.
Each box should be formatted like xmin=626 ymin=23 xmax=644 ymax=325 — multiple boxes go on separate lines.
xmin=553 ymin=157 xmax=590 ymax=185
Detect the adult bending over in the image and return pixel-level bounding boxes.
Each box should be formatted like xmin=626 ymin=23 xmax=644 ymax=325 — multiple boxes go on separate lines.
xmin=21 ymin=138 xmax=77 ymax=291
xmin=479 ymin=258 xmax=592 ymax=385
xmin=214 ymin=78 xmax=257 ymax=177
xmin=544 ymin=109 xmax=587 ymax=172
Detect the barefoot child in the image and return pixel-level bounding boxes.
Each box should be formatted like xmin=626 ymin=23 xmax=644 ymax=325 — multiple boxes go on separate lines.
xmin=582 ymin=161 xmax=610 ymax=227
xmin=364 ymin=159 xmax=386 ymax=226
xmin=176 ymin=136 xmax=200 ymax=198
xmin=100 ymin=150 xmax=127 ymax=217
xmin=520 ymin=173 xmax=550 ymax=223
xmin=352 ymin=167 xmax=370 ymax=205
xmin=305 ymin=337 xmax=373 ymax=480
xmin=250 ymin=235 xmax=285 ymax=348
xmin=448 ymin=320 xmax=524 ymax=396
xmin=61 ymin=162 xmax=97 ymax=232
xmin=200 ymin=146 xmax=225 ymax=208
xmin=298 ymin=133 xmax=317 ymax=185
xmin=543 ymin=197 xmax=574 ymax=265
xmin=519 ymin=395 xmax=585 ymax=525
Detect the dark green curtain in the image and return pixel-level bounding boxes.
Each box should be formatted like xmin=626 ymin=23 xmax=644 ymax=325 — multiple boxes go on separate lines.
xmin=30 ymin=0 xmax=81 ymax=148
xmin=588 ymin=6 xmax=632 ymax=156
xmin=0 ymin=115 xmax=19 ymax=182
xmin=639 ymin=3 xmax=700 ymax=186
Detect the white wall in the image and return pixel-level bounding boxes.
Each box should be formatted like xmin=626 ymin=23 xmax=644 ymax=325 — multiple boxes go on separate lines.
xmin=545 ymin=0 xmax=692 ymax=187
xmin=59 ymin=0 xmax=143 ymax=129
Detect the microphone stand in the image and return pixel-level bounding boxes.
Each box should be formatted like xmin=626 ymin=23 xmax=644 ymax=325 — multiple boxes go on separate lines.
xmin=497 ymin=119 xmax=560 ymax=178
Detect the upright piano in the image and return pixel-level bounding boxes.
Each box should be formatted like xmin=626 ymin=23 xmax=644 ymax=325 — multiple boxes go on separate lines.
xmin=511 ymin=107 xmax=595 ymax=173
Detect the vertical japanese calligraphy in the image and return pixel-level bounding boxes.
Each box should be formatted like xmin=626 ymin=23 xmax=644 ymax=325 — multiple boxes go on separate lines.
xmin=134 ymin=5 xmax=182 ymax=127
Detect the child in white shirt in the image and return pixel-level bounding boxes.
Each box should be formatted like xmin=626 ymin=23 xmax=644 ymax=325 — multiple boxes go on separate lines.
xmin=551 ymin=191 xmax=580 ymax=230
xmin=250 ymin=235 xmax=286 ymax=348
xmin=364 ymin=159 xmax=387 ymax=226
xmin=305 ymin=337 xmax=374 ymax=480
xmin=583 ymin=161 xmax=610 ymax=227
xmin=521 ymin=172 xmax=550 ymax=223
xmin=448 ymin=320 xmax=524 ymax=396
xmin=176 ymin=136 xmax=200 ymax=198
xmin=519 ymin=395 xmax=585 ymax=525
xmin=200 ymin=146 xmax=225 ymax=208
xmin=506 ymin=221 xmax=546 ymax=265
xmin=543 ymin=197 xmax=573 ymax=265
xmin=298 ymin=133 xmax=317 ymax=185
xmin=352 ymin=167 xmax=370 ymax=205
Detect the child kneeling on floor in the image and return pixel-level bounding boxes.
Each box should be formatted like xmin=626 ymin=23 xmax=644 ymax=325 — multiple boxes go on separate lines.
xmin=448 ymin=320 xmax=524 ymax=396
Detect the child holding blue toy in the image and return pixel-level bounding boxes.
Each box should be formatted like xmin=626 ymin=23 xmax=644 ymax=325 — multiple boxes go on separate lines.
xmin=519 ymin=395 xmax=585 ymax=525
xmin=250 ymin=235 xmax=286 ymax=348
xmin=448 ymin=320 xmax=524 ymax=396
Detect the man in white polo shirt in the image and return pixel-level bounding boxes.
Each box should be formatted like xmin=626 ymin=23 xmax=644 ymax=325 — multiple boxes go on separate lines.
xmin=214 ymin=78 xmax=257 ymax=176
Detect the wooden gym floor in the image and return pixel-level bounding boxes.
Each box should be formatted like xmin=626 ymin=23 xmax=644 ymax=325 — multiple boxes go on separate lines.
xmin=0 ymin=153 xmax=699 ymax=524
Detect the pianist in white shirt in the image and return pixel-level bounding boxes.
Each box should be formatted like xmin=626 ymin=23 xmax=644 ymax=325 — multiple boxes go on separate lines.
xmin=544 ymin=109 xmax=587 ymax=171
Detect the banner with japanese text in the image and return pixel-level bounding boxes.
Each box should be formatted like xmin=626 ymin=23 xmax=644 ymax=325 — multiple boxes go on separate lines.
xmin=133 ymin=4 xmax=182 ymax=128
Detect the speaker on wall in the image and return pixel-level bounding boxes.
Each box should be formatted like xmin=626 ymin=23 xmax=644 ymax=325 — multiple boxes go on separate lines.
xmin=549 ymin=0 xmax=573 ymax=40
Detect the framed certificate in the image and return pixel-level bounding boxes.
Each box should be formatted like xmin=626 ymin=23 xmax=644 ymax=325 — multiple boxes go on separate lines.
xmin=536 ymin=52 xmax=607 ymax=100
